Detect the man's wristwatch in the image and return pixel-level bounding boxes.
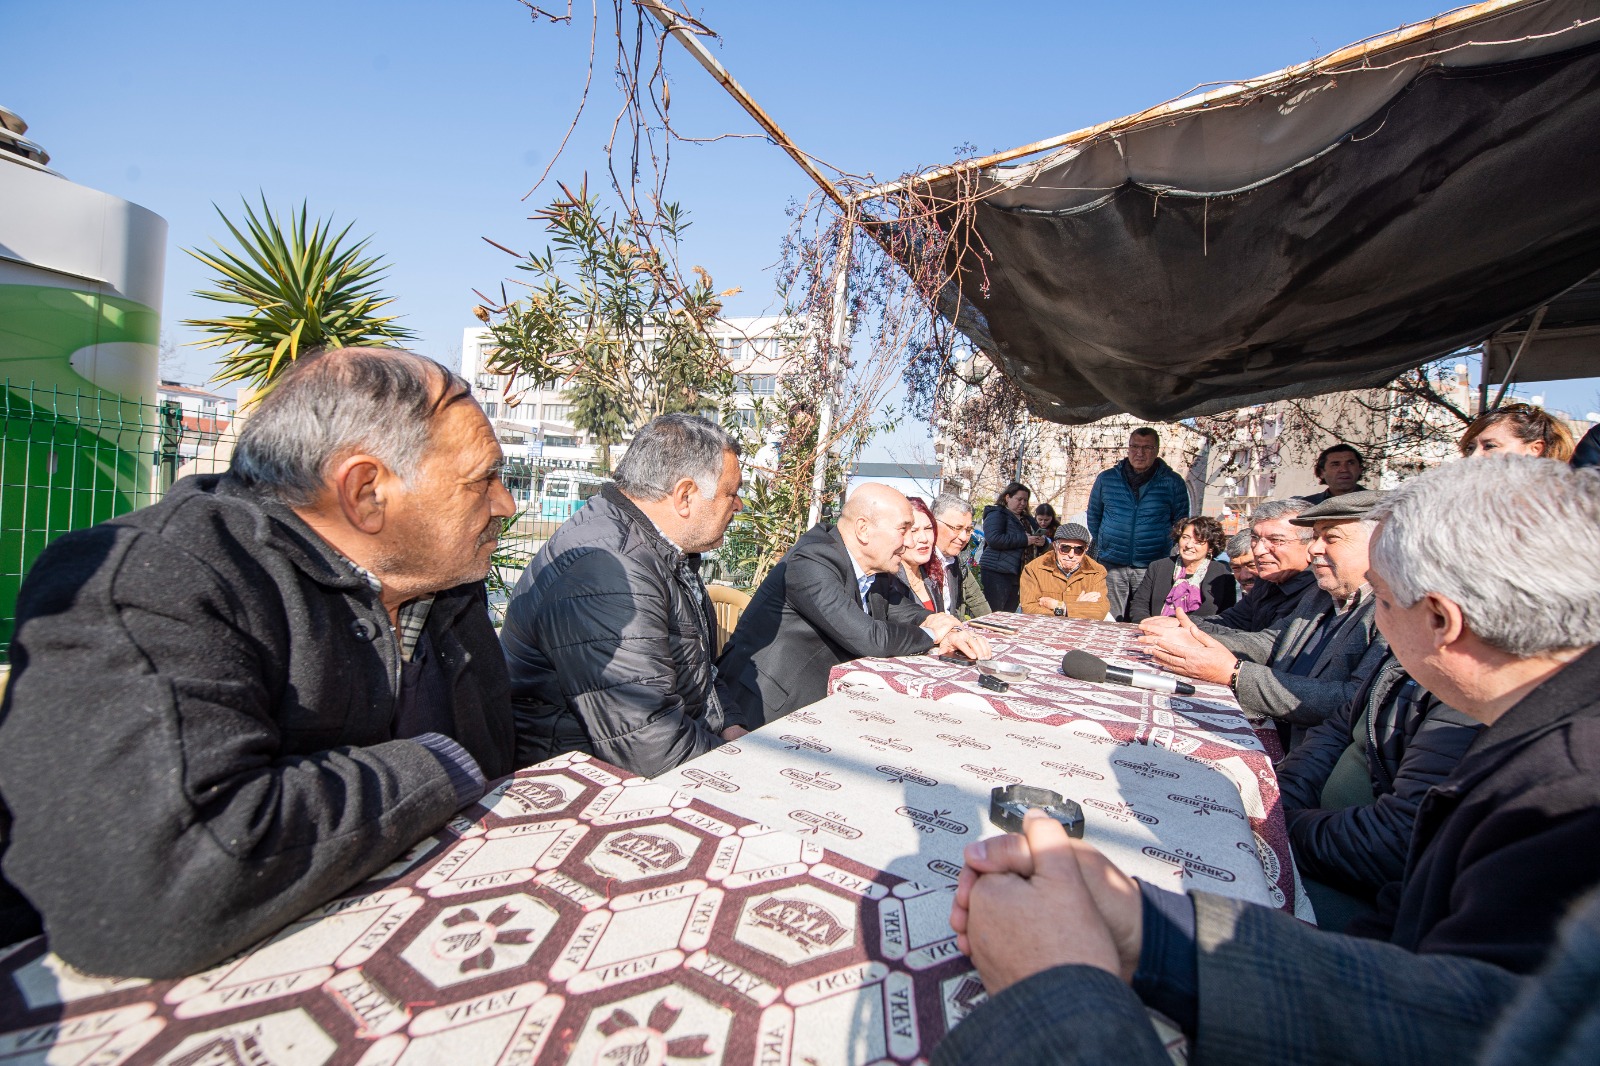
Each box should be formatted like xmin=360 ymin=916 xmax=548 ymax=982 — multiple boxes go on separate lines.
xmin=1053 ymin=605 xmax=1065 ymax=617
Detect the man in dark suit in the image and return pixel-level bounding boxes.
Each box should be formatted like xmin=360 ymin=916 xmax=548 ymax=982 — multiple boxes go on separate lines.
xmin=939 ymin=456 xmax=1600 ymax=1064
xmin=718 ymin=483 xmax=990 ymax=726
xmin=931 ymin=492 xmax=991 ymax=619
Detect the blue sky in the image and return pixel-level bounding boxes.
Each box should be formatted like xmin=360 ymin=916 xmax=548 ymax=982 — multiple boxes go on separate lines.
xmin=8 ymin=0 xmax=1597 ymax=456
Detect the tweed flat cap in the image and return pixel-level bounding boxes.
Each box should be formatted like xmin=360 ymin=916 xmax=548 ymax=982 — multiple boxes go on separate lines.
xmin=1289 ymin=489 xmax=1388 ymax=525
xmin=1054 ymin=522 xmax=1093 ymax=543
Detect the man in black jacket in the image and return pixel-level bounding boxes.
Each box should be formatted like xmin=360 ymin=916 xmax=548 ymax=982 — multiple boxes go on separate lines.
xmin=718 ymin=483 xmax=990 ymax=725
xmin=501 ymin=414 xmax=746 ymax=777
xmin=1276 ymin=650 xmax=1481 ymax=926
xmin=0 ymin=349 xmax=518 ymax=977
xmin=943 ymin=457 xmax=1600 ymax=1062
xmin=1197 ymin=498 xmax=1319 ymax=633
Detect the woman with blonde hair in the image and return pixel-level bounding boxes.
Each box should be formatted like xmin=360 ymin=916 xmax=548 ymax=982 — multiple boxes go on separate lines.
xmin=1458 ymin=402 xmax=1575 ymax=461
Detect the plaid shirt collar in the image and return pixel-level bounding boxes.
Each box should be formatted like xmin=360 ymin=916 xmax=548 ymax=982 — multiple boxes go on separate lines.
xmin=342 ymin=558 xmax=434 ymax=662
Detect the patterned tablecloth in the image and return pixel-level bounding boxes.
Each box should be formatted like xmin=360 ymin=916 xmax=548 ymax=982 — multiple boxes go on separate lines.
xmin=810 ymin=615 xmax=1309 ymax=917
xmin=0 ymin=755 xmax=993 ymax=1065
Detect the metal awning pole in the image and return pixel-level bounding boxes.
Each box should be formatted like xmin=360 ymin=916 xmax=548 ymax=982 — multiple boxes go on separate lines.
xmin=1488 ymin=304 xmax=1549 ymax=411
xmin=808 ymin=216 xmax=854 ymax=527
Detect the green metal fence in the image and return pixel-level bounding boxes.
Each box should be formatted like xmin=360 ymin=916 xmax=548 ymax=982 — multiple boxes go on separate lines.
xmin=1 ymin=382 xmax=237 ymax=661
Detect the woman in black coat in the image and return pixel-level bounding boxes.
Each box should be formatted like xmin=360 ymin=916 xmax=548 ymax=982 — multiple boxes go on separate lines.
xmin=979 ymin=481 xmax=1045 ymax=613
xmin=1127 ymin=515 xmax=1236 ymax=623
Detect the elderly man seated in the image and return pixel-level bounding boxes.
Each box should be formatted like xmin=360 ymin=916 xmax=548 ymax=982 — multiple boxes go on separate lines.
xmin=1275 ymin=647 xmax=1481 ymax=929
xmin=501 ymin=414 xmax=747 ymax=778
xmin=938 ymin=456 xmax=1600 ymax=1065
xmin=1019 ymin=523 xmax=1110 ymax=619
xmin=1196 ymin=498 xmax=1318 ymax=633
xmin=1226 ymin=530 xmax=1257 ymax=598
xmin=718 ymin=483 xmax=990 ymax=726
xmin=1141 ymin=491 xmax=1386 ymax=747
xmin=0 ymin=349 xmax=517 ymax=977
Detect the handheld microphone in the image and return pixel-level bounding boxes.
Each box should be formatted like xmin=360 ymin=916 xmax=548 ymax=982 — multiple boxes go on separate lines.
xmin=1061 ymin=650 xmax=1195 ymax=696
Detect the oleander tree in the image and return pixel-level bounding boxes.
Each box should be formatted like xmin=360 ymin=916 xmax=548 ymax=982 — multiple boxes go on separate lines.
xmin=184 ymin=197 xmax=415 ymax=390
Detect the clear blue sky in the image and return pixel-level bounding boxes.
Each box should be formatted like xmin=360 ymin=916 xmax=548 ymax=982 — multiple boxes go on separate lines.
xmin=9 ymin=0 xmax=1597 ymax=453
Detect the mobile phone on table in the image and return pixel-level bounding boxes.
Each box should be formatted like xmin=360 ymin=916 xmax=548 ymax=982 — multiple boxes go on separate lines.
xmin=937 ymin=653 xmax=976 ymax=666
xmin=978 ymin=673 xmax=1009 ymax=693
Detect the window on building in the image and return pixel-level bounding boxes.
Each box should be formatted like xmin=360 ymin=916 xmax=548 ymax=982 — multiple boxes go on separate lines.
xmin=737 ymin=374 xmax=777 ymax=396
xmin=545 ymin=434 xmax=579 ymax=448
xmin=484 ymin=402 xmax=500 ymax=417
xmin=543 ymin=404 xmax=574 ymax=423
xmin=730 ymin=408 xmax=759 ymax=429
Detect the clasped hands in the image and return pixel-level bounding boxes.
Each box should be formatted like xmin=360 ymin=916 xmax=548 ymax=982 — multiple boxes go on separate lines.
xmin=950 ymin=809 xmax=1144 ymax=996
xmin=1136 ymin=606 xmax=1236 ymax=685
xmin=923 ymin=612 xmax=993 ymax=661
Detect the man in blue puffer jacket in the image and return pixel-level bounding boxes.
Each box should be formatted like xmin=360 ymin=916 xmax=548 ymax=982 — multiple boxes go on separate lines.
xmin=1086 ymin=427 xmax=1191 ymax=621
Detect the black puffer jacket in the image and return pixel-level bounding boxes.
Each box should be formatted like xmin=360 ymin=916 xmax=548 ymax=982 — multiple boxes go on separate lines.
xmin=501 ymin=485 xmax=730 ymax=777
xmin=1277 ymin=651 xmax=1482 ymax=898
xmin=980 ymin=504 xmax=1035 ymax=576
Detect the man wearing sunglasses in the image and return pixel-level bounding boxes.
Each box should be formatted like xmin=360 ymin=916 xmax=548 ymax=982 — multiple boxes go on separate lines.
xmin=1019 ymin=524 xmax=1110 ymax=619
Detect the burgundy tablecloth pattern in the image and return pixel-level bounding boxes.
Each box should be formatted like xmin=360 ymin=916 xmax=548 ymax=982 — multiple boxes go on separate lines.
xmin=0 ymin=755 xmax=995 ymax=1065
xmin=827 ymin=615 xmax=1305 ymax=916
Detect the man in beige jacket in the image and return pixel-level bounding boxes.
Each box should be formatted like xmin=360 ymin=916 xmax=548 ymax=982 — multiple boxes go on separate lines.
xmin=1019 ymin=523 xmax=1110 ymax=619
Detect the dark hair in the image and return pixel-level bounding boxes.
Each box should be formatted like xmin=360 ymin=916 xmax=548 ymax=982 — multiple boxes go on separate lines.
xmin=1131 ymin=427 xmax=1161 ymax=449
xmin=1033 ymin=503 xmax=1057 ymax=521
xmin=996 ymin=481 xmax=1031 ymax=506
xmin=1314 ymin=443 xmax=1365 ymax=479
xmin=1458 ymin=403 xmax=1575 ymax=462
xmin=1172 ymin=515 xmax=1226 ymax=559
xmin=907 ymin=496 xmax=944 ymax=603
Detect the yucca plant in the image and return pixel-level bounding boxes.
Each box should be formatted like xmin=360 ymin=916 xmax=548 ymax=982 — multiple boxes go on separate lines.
xmin=184 ymin=197 xmax=416 ymax=390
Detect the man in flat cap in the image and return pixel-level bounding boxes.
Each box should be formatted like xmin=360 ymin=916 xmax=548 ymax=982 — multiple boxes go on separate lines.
xmin=1019 ymin=523 xmax=1110 ymax=619
xmin=1140 ymin=491 xmax=1387 ymax=747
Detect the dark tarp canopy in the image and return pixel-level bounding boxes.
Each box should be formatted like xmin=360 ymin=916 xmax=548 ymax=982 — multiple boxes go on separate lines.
xmin=881 ymin=0 xmax=1600 ymax=423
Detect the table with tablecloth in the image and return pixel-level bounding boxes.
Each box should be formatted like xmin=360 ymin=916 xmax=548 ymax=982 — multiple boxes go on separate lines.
xmin=0 ymin=754 xmax=988 ymax=1065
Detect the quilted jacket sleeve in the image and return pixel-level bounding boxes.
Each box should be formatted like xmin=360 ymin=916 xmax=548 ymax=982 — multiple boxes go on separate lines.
xmin=509 ymin=546 xmax=726 ymax=779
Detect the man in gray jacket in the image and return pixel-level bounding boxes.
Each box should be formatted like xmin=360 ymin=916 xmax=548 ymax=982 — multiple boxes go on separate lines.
xmin=501 ymin=414 xmax=747 ymax=778
xmin=1142 ymin=491 xmax=1385 ymax=746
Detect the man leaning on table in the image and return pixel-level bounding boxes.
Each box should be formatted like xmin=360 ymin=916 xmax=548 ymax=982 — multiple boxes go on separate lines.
xmin=937 ymin=456 xmax=1600 ymax=1066
xmin=1141 ymin=491 xmax=1385 ymax=747
xmin=717 ymin=483 xmax=990 ymax=726
xmin=1019 ymin=523 xmax=1110 ymax=619
xmin=0 ymin=348 xmax=517 ymax=978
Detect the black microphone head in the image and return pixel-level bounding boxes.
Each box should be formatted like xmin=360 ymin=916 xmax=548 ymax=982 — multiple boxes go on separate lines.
xmin=1061 ymin=650 xmax=1108 ymax=683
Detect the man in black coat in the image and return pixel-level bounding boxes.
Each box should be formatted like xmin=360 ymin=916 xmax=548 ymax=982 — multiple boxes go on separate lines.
xmin=1198 ymin=497 xmax=1320 ymax=633
xmin=501 ymin=415 xmax=746 ymax=778
xmin=718 ymin=483 xmax=990 ymax=726
xmin=0 ymin=349 xmax=518 ymax=978
xmin=942 ymin=456 xmax=1600 ymax=1063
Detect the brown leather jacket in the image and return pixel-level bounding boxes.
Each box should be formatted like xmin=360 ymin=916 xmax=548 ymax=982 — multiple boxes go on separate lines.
xmin=1018 ymin=552 xmax=1110 ymax=619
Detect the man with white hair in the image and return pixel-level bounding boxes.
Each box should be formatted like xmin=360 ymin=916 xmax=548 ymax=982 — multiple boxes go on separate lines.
xmin=502 ymin=414 xmax=748 ymax=779
xmin=0 ymin=348 xmax=518 ymax=977
xmin=935 ymin=457 xmax=1600 ymax=1064
xmin=930 ymin=493 xmax=991 ymax=619
xmin=718 ymin=483 xmax=990 ymax=726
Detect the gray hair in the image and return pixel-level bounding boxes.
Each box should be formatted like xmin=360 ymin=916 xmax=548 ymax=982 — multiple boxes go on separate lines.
xmin=232 ymin=347 xmax=466 ymax=507
xmin=1226 ymin=531 xmax=1253 ymax=558
xmin=1251 ymin=498 xmax=1314 ymax=541
xmin=1369 ymin=457 xmax=1600 ymax=657
xmin=931 ymin=492 xmax=973 ymax=521
xmin=613 ymin=413 xmax=740 ymax=500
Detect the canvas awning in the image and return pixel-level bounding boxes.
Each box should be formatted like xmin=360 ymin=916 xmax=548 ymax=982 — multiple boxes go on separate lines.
xmin=869 ymin=0 xmax=1600 ymax=423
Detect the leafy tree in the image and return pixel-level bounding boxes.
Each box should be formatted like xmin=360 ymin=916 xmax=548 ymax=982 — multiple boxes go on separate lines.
xmin=185 ymin=197 xmax=415 ymax=390
xmin=565 ymin=374 xmax=629 ymax=474
xmin=478 ymin=181 xmax=736 ymax=440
